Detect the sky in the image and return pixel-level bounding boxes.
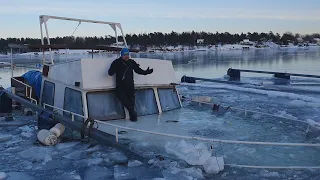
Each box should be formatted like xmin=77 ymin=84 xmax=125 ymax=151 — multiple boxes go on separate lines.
xmin=1 ymin=0 xmax=320 ymax=38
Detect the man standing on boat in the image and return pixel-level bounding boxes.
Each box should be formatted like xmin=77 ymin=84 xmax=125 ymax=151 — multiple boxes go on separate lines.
xmin=108 ymin=48 xmax=153 ymax=121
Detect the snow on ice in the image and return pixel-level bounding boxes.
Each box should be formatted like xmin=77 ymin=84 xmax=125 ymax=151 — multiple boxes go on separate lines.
xmin=0 ymin=134 xmax=12 ymax=142
xmin=128 ymin=160 xmax=143 ymax=167
xmin=19 ymin=146 xmax=55 ymax=163
xmin=55 ymin=142 xmax=80 ymax=151
xmin=165 ymin=140 xmax=212 ymax=166
xmin=0 ymin=172 xmax=8 ymax=180
xmin=165 ymin=140 xmax=224 ymax=174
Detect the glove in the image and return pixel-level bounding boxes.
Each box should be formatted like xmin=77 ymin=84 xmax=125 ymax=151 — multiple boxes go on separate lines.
xmin=146 ymin=67 xmax=153 ymax=74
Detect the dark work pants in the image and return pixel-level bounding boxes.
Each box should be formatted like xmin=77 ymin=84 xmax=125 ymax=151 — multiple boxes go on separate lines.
xmin=116 ymin=87 xmax=137 ymax=120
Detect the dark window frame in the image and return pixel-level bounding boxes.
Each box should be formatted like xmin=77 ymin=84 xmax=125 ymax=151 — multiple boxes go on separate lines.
xmin=134 ymin=88 xmax=158 ymax=116
xmin=41 ymin=80 xmax=55 ymax=107
xmin=63 ymin=87 xmax=84 ymax=118
xmin=157 ymin=87 xmax=181 ymax=112
xmin=86 ymin=90 xmax=126 ymax=121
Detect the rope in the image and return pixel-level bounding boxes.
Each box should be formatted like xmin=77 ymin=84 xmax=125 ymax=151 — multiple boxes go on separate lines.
xmin=95 ymin=120 xmax=320 ymax=147
xmin=80 ymin=117 xmax=94 ymax=141
xmin=70 ymin=21 xmax=81 ymax=37
xmin=225 ymin=164 xmax=320 ymax=169
xmin=180 ymin=96 xmax=308 ymax=124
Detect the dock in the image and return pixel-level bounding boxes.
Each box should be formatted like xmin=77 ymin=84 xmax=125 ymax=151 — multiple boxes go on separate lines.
xmin=227 ymin=68 xmax=320 ymax=80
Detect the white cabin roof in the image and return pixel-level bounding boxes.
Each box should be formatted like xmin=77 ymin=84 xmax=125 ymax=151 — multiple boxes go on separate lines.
xmin=48 ymin=58 xmax=177 ymax=90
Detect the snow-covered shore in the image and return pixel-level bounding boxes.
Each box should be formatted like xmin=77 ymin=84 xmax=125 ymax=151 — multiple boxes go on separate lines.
xmin=1 ymin=42 xmax=319 ymax=58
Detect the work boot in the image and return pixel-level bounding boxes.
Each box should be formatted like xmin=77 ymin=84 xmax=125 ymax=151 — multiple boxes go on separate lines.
xmin=129 ymin=111 xmax=138 ymax=122
xmin=130 ymin=115 xmax=137 ymax=122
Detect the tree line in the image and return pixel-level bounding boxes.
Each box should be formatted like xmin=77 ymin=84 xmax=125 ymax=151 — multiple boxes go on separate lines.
xmin=1 ymin=31 xmax=320 ymax=53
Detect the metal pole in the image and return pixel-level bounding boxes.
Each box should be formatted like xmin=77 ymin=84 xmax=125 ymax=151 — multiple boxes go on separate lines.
xmin=114 ymin=28 xmax=120 ymax=58
xmin=115 ymin=28 xmax=119 ymax=47
xmin=119 ymin=26 xmax=128 ymax=48
xmin=43 ymin=21 xmax=54 ymax=65
xmin=39 ymin=20 xmax=45 ymax=65
xmin=10 ymin=47 xmax=13 ymax=77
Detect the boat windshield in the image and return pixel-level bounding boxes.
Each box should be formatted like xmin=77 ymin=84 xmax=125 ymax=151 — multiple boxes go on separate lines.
xmin=87 ymin=91 xmax=125 ymax=120
xmin=158 ymin=88 xmax=180 ymax=112
xmin=135 ymin=89 xmax=158 ymax=116
xmin=87 ymin=88 xmax=180 ymax=120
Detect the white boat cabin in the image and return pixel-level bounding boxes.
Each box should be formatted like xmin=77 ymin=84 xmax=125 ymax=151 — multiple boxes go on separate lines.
xmin=40 ymin=58 xmax=181 ymax=121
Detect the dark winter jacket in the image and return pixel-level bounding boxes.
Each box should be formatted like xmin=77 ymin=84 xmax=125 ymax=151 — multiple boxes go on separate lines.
xmin=108 ymin=58 xmax=153 ymax=89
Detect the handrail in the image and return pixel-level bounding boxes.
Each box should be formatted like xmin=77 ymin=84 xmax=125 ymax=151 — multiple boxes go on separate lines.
xmin=43 ymin=103 xmax=85 ymax=121
xmin=11 ymin=77 xmax=38 ymax=105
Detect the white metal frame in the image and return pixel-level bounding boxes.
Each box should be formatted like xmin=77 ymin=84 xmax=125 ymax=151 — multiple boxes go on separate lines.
xmin=11 ymin=77 xmax=38 ymax=105
xmin=39 ymin=15 xmax=128 ymax=65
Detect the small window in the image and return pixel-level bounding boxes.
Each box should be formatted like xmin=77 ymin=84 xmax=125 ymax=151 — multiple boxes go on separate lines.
xmin=41 ymin=80 xmax=55 ymax=109
xmin=135 ymin=89 xmax=158 ymax=116
xmin=64 ymin=87 xmax=83 ymax=120
xmin=87 ymin=91 xmax=125 ymax=120
xmin=158 ymin=88 xmax=181 ymax=112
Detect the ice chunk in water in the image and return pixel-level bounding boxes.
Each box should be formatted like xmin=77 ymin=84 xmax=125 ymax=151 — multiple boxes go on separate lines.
xmin=19 ymin=146 xmax=54 ymax=162
xmin=87 ymin=158 xmax=104 ymax=166
xmin=277 ymin=110 xmax=298 ymax=120
xmin=289 ymin=100 xmax=307 ymax=107
xmin=128 ymin=160 xmax=143 ymax=167
xmin=6 ymin=172 xmax=34 ymax=180
xmin=55 ymin=142 xmax=80 ymax=151
xmin=85 ymin=145 xmax=102 ymax=153
xmin=108 ymin=152 xmax=128 ymax=164
xmin=63 ymin=151 xmax=85 ymax=160
xmin=0 ymin=134 xmax=12 ymax=142
xmin=83 ymin=166 xmax=113 ymax=180
xmin=237 ymin=147 xmax=256 ymax=155
xmin=168 ymin=166 xmax=204 ymax=179
xmin=0 ymin=172 xmax=8 ymax=180
xmin=113 ymin=165 xmax=135 ymax=180
xmin=165 ymin=140 xmax=212 ymax=165
xmin=21 ymin=132 xmax=33 ymax=138
xmin=260 ymin=170 xmax=280 ymax=178
xmin=148 ymin=159 xmax=155 ymax=164
xmin=203 ymin=156 xmax=224 ymax=174
xmin=41 ymin=155 xmax=52 ymax=165
xmin=162 ymin=171 xmax=194 ymax=180
xmin=19 ymin=125 xmax=34 ymax=138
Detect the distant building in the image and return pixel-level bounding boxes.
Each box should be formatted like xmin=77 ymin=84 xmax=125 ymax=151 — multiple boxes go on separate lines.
xmin=196 ymin=39 xmax=204 ymax=44
xmin=314 ymin=38 xmax=320 ymax=45
xmin=297 ymin=38 xmax=304 ymax=43
xmin=240 ymin=39 xmax=254 ymax=46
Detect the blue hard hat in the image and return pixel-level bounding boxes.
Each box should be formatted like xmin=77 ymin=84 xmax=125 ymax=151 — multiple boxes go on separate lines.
xmin=120 ymin=48 xmax=129 ymax=56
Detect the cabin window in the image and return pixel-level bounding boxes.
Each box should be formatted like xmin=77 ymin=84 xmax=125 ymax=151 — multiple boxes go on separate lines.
xmin=87 ymin=91 xmax=125 ymax=120
xmin=158 ymin=88 xmax=181 ymax=112
xmin=63 ymin=87 xmax=83 ymax=119
xmin=41 ymin=80 xmax=55 ymax=109
xmin=135 ymin=89 xmax=158 ymax=116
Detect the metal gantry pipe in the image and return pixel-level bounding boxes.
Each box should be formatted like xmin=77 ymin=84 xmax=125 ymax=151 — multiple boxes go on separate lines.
xmin=10 ymin=48 xmax=13 ymax=77
xmin=39 ymin=18 xmax=46 ymax=64
xmin=230 ymin=68 xmax=320 ymax=79
xmin=43 ymin=21 xmax=54 ymax=65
